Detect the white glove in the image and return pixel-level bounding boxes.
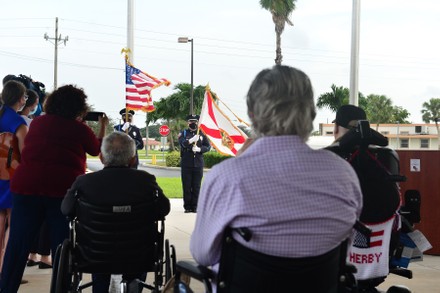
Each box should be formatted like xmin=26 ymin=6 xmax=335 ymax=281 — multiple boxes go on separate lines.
xmin=192 ymin=145 xmax=201 ymax=153
xmin=121 ymin=122 xmax=131 ymax=131
xmin=188 ymin=135 xmax=199 ymax=144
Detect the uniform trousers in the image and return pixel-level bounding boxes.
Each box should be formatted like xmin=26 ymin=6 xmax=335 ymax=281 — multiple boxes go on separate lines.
xmin=181 ymin=166 xmax=203 ymax=211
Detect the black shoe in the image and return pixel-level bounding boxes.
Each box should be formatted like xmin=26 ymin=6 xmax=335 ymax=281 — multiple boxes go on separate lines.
xmin=26 ymin=260 xmax=39 ymax=267
xmin=191 ymin=209 xmax=197 ymax=213
xmin=184 ymin=209 xmax=191 ymax=213
xmin=38 ymin=262 xmax=52 ymax=269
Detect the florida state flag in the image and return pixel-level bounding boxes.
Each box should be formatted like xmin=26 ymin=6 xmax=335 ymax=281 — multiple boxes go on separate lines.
xmin=198 ymin=88 xmax=247 ymax=156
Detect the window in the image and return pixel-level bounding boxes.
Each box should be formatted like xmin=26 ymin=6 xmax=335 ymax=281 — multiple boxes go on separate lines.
xmin=420 ymin=139 xmax=429 ymax=148
xmin=325 ymin=131 xmax=333 ymax=135
xmin=381 ymin=131 xmax=389 ymax=135
xmin=400 ymin=139 xmax=409 ymax=148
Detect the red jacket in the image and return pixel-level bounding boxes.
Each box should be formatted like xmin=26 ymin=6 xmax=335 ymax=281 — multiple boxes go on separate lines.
xmin=11 ymin=114 xmax=102 ymax=198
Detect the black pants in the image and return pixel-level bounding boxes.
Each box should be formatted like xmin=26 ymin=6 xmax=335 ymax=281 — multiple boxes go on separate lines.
xmin=181 ymin=166 xmax=203 ymax=211
xmin=29 ymin=221 xmax=51 ymax=256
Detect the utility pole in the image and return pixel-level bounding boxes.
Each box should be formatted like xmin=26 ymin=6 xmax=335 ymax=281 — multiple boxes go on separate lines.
xmin=44 ymin=17 xmax=68 ymax=90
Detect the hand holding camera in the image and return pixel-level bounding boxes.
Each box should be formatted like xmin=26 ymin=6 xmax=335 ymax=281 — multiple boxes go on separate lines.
xmin=84 ymin=111 xmax=105 ymax=121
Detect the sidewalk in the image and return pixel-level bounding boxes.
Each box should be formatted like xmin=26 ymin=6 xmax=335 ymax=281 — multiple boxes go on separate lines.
xmin=18 ymin=199 xmax=440 ymax=292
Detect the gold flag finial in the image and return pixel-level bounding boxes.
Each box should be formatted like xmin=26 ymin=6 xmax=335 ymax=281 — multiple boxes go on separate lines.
xmin=121 ymin=48 xmax=132 ymax=62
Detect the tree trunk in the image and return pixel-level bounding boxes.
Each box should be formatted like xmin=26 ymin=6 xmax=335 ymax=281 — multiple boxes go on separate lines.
xmin=275 ymin=31 xmax=282 ymax=65
xmin=168 ymin=119 xmax=175 ymax=151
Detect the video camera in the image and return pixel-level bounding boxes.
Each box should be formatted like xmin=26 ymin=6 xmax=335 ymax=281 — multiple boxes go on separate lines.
xmin=3 ymin=74 xmax=46 ymax=116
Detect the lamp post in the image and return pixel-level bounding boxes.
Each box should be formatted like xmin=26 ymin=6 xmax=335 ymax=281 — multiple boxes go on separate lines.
xmin=178 ymin=37 xmax=194 ymax=115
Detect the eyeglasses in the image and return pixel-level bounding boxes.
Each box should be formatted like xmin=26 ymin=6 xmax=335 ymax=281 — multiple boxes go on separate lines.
xmin=24 ymin=95 xmax=28 ymax=101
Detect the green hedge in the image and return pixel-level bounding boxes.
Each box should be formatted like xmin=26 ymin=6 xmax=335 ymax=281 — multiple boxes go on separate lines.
xmin=166 ymin=151 xmax=181 ymax=167
xmin=204 ymin=152 xmax=232 ymax=168
xmin=165 ymin=151 xmax=232 ymax=168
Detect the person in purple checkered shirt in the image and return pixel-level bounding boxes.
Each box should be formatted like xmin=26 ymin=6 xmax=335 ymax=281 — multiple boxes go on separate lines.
xmin=190 ymin=65 xmax=363 ymax=291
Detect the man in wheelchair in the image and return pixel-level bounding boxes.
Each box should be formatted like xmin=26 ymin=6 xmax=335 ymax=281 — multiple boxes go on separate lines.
xmin=327 ymin=105 xmax=416 ymax=293
xmin=184 ymin=66 xmax=363 ymax=292
xmin=59 ymin=132 xmax=171 ymax=293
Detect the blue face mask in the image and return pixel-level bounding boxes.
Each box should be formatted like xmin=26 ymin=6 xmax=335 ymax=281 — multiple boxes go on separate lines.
xmin=29 ymin=107 xmax=38 ymax=115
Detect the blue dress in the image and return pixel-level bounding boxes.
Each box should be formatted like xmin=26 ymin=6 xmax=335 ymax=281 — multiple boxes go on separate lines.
xmin=0 ymin=106 xmax=26 ymax=209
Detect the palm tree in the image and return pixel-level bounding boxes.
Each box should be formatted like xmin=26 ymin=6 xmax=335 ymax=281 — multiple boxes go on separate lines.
xmin=260 ymin=0 xmax=296 ymax=65
xmin=421 ymin=98 xmax=440 ymax=148
xmin=364 ymin=94 xmax=393 ymax=130
xmin=316 ymin=84 xmax=350 ymax=112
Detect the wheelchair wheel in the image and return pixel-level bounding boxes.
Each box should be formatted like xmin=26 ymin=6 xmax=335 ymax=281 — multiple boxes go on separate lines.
xmin=165 ymin=239 xmax=172 ymax=281
xmin=55 ymin=239 xmax=73 ymax=293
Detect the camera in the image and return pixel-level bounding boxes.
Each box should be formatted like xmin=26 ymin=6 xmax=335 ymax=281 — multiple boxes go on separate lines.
xmin=84 ymin=111 xmax=104 ymax=121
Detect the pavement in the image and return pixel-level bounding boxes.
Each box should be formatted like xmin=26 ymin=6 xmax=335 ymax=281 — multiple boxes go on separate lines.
xmin=17 ymin=199 xmax=440 ymax=293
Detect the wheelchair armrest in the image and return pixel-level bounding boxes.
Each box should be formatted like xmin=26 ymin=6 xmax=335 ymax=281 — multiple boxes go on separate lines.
xmin=176 ymin=260 xmax=214 ymax=282
xmin=344 ymin=263 xmax=357 ymax=274
xmin=389 ymin=267 xmax=413 ymax=279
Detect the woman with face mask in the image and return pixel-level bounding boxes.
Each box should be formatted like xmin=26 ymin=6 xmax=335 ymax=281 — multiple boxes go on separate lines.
xmin=0 ymin=80 xmax=29 ymax=272
xmin=18 ymin=89 xmax=40 ymax=126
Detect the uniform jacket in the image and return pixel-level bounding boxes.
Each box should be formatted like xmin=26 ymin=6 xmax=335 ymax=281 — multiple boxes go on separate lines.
xmin=114 ymin=124 xmax=144 ymax=150
xmin=178 ymin=128 xmax=211 ymax=168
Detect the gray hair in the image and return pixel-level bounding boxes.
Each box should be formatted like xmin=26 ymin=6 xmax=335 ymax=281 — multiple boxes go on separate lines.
xmin=246 ymin=65 xmax=316 ymax=141
xmin=100 ymin=132 xmax=136 ymax=166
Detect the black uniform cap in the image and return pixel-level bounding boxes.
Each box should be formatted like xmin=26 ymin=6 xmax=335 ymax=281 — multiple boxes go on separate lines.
xmin=120 ymin=108 xmax=135 ymax=116
xmin=186 ymin=114 xmax=200 ymax=121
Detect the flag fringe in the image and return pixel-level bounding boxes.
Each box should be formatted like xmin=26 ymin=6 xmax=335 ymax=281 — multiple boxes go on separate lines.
xmin=205 ymin=90 xmax=248 ymax=137
xmin=209 ymin=90 xmax=250 ymax=127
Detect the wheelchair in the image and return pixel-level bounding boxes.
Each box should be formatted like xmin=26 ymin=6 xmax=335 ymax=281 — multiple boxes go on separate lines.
xmin=50 ymin=199 xmax=176 ymax=293
xmin=327 ymin=120 xmax=420 ymax=293
xmin=174 ymin=227 xmax=359 ymax=293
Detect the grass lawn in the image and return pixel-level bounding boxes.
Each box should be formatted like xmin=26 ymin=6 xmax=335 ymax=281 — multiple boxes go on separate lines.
xmin=87 ymin=151 xmax=182 ymax=197
xmin=157 ymin=177 xmax=182 ymax=198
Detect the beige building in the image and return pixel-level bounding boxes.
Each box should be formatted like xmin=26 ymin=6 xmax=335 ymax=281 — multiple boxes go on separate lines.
xmin=319 ymin=123 xmax=440 ymax=150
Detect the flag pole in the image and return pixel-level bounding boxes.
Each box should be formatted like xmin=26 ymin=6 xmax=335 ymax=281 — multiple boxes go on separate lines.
xmin=127 ymin=0 xmax=148 ymax=159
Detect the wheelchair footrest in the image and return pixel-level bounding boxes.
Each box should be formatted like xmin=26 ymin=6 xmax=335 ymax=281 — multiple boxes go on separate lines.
xmin=389 ymin=267 xmax=413 ymax=279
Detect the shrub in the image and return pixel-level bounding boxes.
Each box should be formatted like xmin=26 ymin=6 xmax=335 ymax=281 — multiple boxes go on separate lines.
xmin=203 ymin=152 xmax=232 ymax=168
xmin=165 ymin=150 xmax=232 ymax=168
xmin=166 ymin=151 xmax=181 ymax=167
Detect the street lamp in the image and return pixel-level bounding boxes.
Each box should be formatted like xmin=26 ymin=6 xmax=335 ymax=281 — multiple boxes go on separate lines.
xmin=178 ymin=37 xmax=194 ymax=115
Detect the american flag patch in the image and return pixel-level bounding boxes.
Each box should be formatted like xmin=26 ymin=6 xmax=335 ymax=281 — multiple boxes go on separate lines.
xmin=353 ymin=228 xmax=384 ymax=249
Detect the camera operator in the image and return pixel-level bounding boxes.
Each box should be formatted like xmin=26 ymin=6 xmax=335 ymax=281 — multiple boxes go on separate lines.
xmin=1 ymin=85 xmax=108 ymax=292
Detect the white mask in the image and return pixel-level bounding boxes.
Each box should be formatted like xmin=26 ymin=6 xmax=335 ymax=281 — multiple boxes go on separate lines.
xmin=29 ymin=107 xmax=38 ymax=115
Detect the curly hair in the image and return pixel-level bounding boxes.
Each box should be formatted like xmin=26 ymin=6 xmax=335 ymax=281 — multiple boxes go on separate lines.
xmin=43 ymin=85 xmax=89 ymax=119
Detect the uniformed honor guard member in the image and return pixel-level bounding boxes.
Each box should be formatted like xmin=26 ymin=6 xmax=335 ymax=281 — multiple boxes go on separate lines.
xmin=114 ymin=108 xmax=144 ymax=168
xmin=178 ymin=114 xmax=211 ymax=213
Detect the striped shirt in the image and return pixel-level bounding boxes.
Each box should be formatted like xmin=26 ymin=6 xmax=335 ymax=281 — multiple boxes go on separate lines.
xmin=190 ymin=135 xmax=362 ymax=266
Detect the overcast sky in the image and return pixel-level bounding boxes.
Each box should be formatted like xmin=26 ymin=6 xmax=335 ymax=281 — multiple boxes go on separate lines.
xmin=1 ymin=0 xmax=439 ymax=130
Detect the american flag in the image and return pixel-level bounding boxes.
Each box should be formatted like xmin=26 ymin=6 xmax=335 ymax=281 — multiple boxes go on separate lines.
xmin=198 ymin=88 xmax=247 ymax=156
xmin=353 ymin=227 xmax=384 ymax=248
xmin=125 ymin=62 xmax=170 ymax=112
